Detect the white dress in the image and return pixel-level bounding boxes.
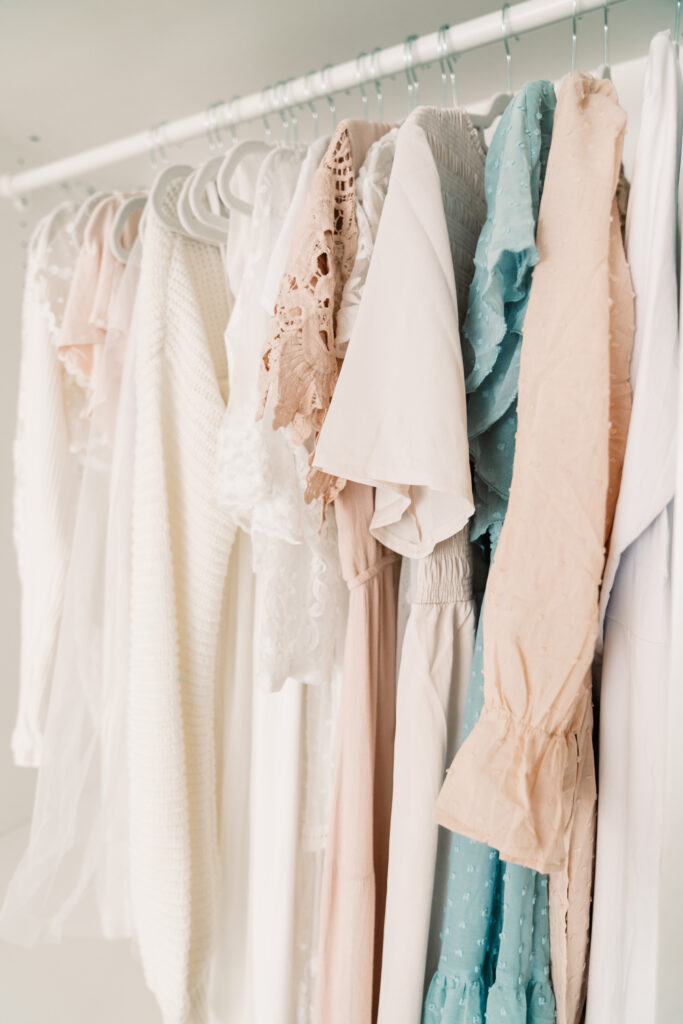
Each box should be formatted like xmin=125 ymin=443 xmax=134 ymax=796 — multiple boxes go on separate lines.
xmin=215 ymin=140 xmax=347 ymax=1024
xmin=314 ymin=107 xmax=487 ymax=1024
xmin=128 ymin=180 xmax=232 ymax=1024
xmin=585 ymin=32 xmax=682 ymax=1024
xmin=12 ymin=200 xmax=82 ymax=767
xmin=1 ymin=237 xmax=142 ymax=944
xmin=216 ymin=142 xmax=345 ymax=694
xmin=261 ymin=134 xmax=331 ymax=316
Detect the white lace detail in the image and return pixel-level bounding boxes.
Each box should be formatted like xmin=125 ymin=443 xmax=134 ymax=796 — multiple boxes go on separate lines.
xmin=336 ymin=127 xmax=398 ymax=354
xmin=216 ymin=144 xmax=348 ymax=695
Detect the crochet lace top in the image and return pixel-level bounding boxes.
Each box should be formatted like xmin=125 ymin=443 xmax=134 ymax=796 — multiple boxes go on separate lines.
xmin=257 ymin=118 xmax=393 ymax=510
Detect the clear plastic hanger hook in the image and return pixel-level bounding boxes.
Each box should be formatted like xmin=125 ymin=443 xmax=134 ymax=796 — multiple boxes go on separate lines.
xmin=501 ymin=4 xmax=514 ymax=93
xmin=437 ymin=25 xmax=458 ymax=108
xmin=148 ymin=122 xmax=168 ymax=170
xmin=571 ymin=0 xmax=579 ymax=72
xmin=403 ymin=35 xmax=420 ymax=111
xmin=148 ymin=126 xmax=159 ymax=170
xmin=603 ymin=2 xmax=609 ymax=66
xmin=204 ymin=102 xmax=224 ymax=151
xmin=675 ymin=0 xmax=681 ymax=41
xmin=225 ymin=96 xmax=240 ymax=144
xmin=260 ymin=89 xmax=273 ymax=141
xmin=369 ymin=48 xmax=384 ymax=122
xmin=302 ymin=71 xmax=320 ymax=139
xmin=321 ymin=65 xmax=337 ymax=130
xmin=282 ymin=79 xmax=299 ymax=143
xmin=355 ymin=53 xmax=369 ymax=120
xmin=273 ymin=83 xmax=290 ymax=142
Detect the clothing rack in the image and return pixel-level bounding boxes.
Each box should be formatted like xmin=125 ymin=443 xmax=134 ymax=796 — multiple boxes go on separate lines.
xmin=0 ymin=0 xmax=627 ymax=200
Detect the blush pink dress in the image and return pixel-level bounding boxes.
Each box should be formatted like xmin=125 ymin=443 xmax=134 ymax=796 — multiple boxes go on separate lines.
xmin=259 ymin=119 xmax=401 ymax=1024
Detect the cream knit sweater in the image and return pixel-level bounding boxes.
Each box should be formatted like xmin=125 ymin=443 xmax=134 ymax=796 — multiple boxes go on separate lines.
xmin=129 ymin=187 xmax=233 ymax=1024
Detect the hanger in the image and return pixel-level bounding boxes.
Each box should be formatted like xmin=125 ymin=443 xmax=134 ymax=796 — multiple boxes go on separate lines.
xmin=356 ymin=53 xmax=370 ymax=120
xmin=281 ymin=80 xmax=300 ymax=143
xmin=216 ymin=139 xmax=272 ymax=216
xmin=596 ymin=2 xmax=611 ymax=79
xmin=179 ymin=104 xmax=230 ymax=241
xmin=676 ymin=0 xmax=682 ymax=46
xmin=301 ymin=71 xmax=320 ymax=139
xmin=187 ymin=155 xmax=230 ymax=237
xmin=469 ymin=4 xmax=514 ymax=134
xmin=571 ymin=0 xmax=579 ymax=72
xmin=437 ymin=26 xmax=458 ymax=108
xmin=110 ymin=194 xmax=147 ymax=262
xmin=272 ymin=83 xmax=292 ymax=143
xmin=145 ymin=121 xmax=203 ymax=241
xmin=320 ymin=66 xmax=337 ymax=131
xmin=177 ymin=170 xmax=228 ymax=244
xmin=149 ymin=164 xmax=198 ymax=240
xmin=403 ymin=35 xmax=420 ymax=112
xmin=368 ymin=49 xmax=384 ymax=122
xmin=73 ymin=190 xmax=112 ymax=238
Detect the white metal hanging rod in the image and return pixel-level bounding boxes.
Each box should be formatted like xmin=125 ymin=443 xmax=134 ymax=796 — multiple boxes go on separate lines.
xmin=0 ymin=0 xmax=627 ymax=200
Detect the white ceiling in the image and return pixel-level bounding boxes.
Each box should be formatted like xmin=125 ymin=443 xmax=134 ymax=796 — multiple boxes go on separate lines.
xmin=0 ymin=0 xmax=674 ymax=198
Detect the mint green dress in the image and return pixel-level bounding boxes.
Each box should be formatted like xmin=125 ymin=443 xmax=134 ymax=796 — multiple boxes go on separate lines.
xmin=423 ymin=81 xmax=557 ymax=1024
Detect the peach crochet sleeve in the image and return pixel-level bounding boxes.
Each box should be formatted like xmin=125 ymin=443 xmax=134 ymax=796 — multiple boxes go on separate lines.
xmin=434 ymin=75 xmax=633 ymax=875
xmin=258 ymin=119 xmax=391 ymax=510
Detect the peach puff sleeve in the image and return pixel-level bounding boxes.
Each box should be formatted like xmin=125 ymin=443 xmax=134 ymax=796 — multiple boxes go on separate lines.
xmin=435 ymin=74 xmax=633 ymax=875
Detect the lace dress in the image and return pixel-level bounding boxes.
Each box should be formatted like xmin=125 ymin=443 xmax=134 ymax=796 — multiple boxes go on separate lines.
xmin=216 ymin=140 xmax=347 ymax=1024
xmin=11 ymin=200 xmax=82 ymax=767
xmin=425 ymin=82 xmax=558 ymax=1024
xmin=261 ymin=133 xmax=332 ymax=316
xmin=217 ymin=142 xmax=346 ymax=694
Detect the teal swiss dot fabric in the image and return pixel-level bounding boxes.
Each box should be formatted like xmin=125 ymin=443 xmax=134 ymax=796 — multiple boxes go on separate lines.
xmin=423 ymin=81 xmax=558 ymax=1024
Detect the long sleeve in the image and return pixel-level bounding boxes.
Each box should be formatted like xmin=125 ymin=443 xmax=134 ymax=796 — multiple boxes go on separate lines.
xmin=128 ymin=191 xmax=233 ymax=1024
xmin=435 ymin=74 xmax=633 ymax=875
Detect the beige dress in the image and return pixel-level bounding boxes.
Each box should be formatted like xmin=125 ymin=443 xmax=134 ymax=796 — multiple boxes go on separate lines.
xmin=313 ymin=107 xmax=487 ymax=1024
xmin=259 ymin=119 xmax=400 ymax=1024
xmin=434 ymin=74 xmax=634 ymax=1024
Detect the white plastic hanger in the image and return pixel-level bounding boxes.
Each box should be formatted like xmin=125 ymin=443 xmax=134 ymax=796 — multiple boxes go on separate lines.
xmin=177 ymin=169 xmax=227 ymax=245
xmin=188 ymin=154 xmax=230 ymax=238
xmin=109 ymin=194 xmax=147 ymax=262
xmin=183 ymin=103 xmax=231 ymax=239
xmin=149 ymin=164 xmax=197 ymax=239
xmin=216 ymin=139 xmax=272 ymax=216
xmin=469 ymin=4 xmax=515 ymax=137
xmin=73 ymin=190 xmax=112 ymax=238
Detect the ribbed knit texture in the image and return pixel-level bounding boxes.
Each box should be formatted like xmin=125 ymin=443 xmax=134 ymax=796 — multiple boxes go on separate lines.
xmin=129 ymin=187 xmax=232 ymax=1024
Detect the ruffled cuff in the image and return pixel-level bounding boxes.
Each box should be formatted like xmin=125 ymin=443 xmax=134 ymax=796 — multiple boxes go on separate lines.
xmin=434 ymin=706 xmax=577 ymax=874
xmin=11 ymin=720 xmax=43 ymax=768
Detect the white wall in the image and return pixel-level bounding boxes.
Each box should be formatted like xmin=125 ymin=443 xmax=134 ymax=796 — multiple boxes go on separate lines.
xmin=0 ymin=0 xmax=673 ymax=1020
